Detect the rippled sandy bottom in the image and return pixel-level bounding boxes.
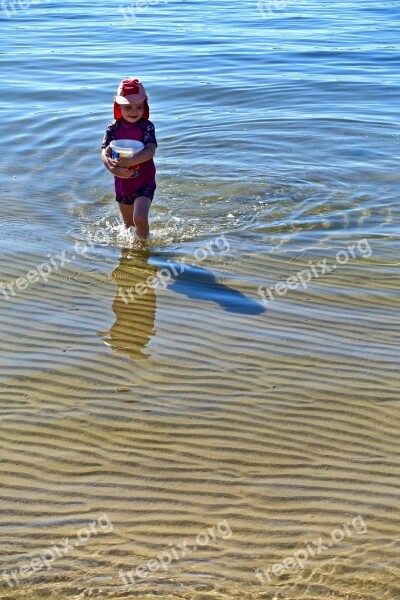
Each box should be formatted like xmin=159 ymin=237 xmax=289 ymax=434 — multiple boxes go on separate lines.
xmin=0 ymin=243 xmax=399 ymax=600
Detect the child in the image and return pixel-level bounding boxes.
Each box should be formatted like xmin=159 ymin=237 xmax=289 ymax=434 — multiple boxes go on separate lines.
xmin=101 ymin=78 xmax=157 ymax=239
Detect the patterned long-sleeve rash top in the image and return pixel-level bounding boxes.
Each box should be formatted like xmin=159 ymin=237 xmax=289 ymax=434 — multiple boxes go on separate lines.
xmin=101 ymin=118 xmax=157 ymax=196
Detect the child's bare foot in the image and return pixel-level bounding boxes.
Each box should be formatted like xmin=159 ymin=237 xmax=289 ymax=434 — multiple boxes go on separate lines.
xmin=135 ymin=231 xmax=150 ymax=241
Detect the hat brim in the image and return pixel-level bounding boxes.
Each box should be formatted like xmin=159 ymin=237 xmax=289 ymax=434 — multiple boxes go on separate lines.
xmin=114 ymin=93 xmax=147 ymax=105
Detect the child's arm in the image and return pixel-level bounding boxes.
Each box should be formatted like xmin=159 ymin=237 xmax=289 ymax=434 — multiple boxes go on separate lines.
xmin=101 ymin=147 xmax=132 ymax=179
xmin=101 ymin=146 xmax=114 ymax=172
xmin=114 ymin=143 xmax=156 ymax=169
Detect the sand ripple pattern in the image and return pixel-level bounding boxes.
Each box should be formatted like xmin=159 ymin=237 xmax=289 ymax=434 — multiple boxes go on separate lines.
xmin=1 ymin=240 xmax=400 ymax=600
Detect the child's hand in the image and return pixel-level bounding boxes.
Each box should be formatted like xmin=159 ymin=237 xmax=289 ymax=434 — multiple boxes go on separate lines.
xmin=103 ymin=154 xmax=118 ymax=170
xmin=101 ymin=149 xmax=136 ymax=177
xmin=114 ymin=156 xmax=136 ymax=168
xmin=110 ymin=166 xmax=134 ymax=179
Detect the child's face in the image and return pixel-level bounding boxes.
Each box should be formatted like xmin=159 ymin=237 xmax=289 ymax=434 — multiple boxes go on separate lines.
xmin=119 ymin=102 xmax=144 ymax=123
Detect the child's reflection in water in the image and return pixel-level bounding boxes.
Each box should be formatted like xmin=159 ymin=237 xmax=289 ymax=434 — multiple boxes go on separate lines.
xmin=100 ymin=248 xmax=157 ymax=360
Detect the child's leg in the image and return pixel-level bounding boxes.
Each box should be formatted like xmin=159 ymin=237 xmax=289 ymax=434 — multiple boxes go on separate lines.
xmin=133 ymin=196 xmax=152 ymax=239
xmin=118 ymin=202 xmax=135 ymax=229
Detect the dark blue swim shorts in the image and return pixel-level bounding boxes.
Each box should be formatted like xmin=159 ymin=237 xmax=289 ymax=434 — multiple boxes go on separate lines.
xmin=115 ymin=188 xmax=155 ymax=205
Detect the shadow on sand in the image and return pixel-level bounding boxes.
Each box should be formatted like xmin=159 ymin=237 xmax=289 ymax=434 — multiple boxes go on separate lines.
xmin=99 ymin=252 xmax=265 ymax=361
xmin=167 ymin=261 xmax=266 ymax=315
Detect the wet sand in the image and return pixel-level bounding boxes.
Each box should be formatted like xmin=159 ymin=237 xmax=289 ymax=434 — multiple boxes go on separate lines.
xmin=1 ymin=0 xmax=400 ymax=594
xmin=1 ymin=238 xmax=399 ymax=599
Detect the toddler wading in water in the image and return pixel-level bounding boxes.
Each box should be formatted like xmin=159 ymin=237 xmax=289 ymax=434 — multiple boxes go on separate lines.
xmin=101 ymin=78 xmax=157 ymax=239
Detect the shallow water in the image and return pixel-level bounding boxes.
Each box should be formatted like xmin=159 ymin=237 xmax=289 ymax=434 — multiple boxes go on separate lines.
xmin=1 ymin=0 xmax=400 ymax=598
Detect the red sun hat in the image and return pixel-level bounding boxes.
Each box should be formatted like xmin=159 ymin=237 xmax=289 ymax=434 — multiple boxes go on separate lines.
xmin=113 ymin=78 xmax=149 ymax=120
